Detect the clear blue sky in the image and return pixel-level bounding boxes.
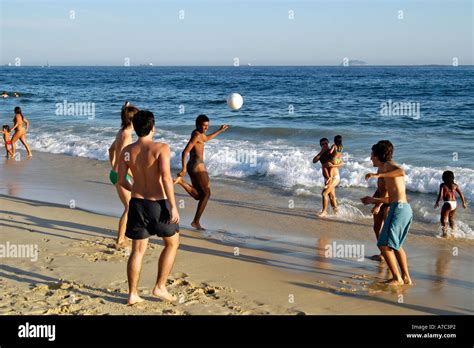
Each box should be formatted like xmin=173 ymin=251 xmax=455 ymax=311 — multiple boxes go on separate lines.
xmin=1 ymin=0 xmax=472 ymax=65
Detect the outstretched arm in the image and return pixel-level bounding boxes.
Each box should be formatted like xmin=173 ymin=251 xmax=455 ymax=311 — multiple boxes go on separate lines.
xmin=204 ymin=124 xmax=228 ymax=142
xmin=366 ymin=163 xmax=404 ymax=181
xmin=118 ymin=147 xmax=132 ymax=192
xmin=160 ymin=145 xmax=180 ymax=224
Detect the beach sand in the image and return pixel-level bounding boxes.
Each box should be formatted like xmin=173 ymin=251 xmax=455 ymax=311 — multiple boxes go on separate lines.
xmin=0 ymin=151 xmax=473 ymax=315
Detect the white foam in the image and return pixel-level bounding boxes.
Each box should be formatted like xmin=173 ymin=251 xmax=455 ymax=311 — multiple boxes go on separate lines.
xmin=26 ymin=127 xmax=474 ymax=202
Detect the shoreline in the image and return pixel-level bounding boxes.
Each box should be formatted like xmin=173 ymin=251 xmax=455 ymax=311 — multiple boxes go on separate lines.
xmin=1 ymin=150 xmax=473 ymax=315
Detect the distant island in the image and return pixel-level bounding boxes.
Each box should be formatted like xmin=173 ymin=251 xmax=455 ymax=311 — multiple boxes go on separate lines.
xmin=339 ymin=60 xmax=368 ymax=66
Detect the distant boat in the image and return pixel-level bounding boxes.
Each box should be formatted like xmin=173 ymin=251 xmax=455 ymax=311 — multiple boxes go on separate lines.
xmin=139 ymin=63 xmax=154 ymax=67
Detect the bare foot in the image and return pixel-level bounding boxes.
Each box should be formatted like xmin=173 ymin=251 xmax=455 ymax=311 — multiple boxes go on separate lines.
xmin=370 ymin=254 xmax=384 ymax=262
xmin=115 ymin=241 xmax=127 ymax=250
xmin=317 ymin=211 xmax=328 ymax=218
xmin=403 ymin=276 xmax=413 ymax=285
xmin=381 ymin=278 xmax=404 ymax=286
xmin=173 ymin=176 xmax=182 ymax=185
xmin=152 ymin=285 xmax=177 ymax=302
xmin=191 ymin=221 xmax=206 ymax=231
xmin=127 ymin=294 xmax=145 ymax=305
xmin=332 ymin=207 xmax=339 ymax=215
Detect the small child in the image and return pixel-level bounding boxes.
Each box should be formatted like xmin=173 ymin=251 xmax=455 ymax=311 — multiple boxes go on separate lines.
xmin=325 ymin=135 xmax=344 ymax=187
xmin=1 ymin=125 xmax=13 ymax=157
xmin=434 ymin=170 xmax=467 ymax=237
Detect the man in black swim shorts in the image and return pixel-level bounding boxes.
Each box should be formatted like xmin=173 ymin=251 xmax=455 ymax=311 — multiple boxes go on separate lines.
xmin=118 ymin=110 xmax=180 ymax=304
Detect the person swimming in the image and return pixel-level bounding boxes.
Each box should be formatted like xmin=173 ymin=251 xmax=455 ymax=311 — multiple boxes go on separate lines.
xmin=1 ymin=91 xmax=8 ymax=98
xmin=325 ymin=135 xmax=344 ymax=188
xmin=1 ymin=125 xmax=14 ymax=157
xmin=434 ymin=170 xmax=467 ymax=237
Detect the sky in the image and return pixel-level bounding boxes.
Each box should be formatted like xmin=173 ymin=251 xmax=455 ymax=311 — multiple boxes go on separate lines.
xmin=0 ymin=0 xmax=472 ymax=66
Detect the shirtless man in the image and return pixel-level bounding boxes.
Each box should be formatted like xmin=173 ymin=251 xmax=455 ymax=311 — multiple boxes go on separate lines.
xmin=109 ymin=102 xmax=139 ymax=249
xmin=174 ymin=114 xmax=228 ymax=230
xmin=312 ymin=138 xmax=341 ymax=217
xmin=118 ymin=110 xmax=180 ymax=304
xmin=361 ymin=140 xmax=413 ymax=286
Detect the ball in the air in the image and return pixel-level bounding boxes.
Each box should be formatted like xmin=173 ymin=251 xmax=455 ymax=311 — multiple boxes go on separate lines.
xmin=227 ymin=93 xmax=243 ymax=110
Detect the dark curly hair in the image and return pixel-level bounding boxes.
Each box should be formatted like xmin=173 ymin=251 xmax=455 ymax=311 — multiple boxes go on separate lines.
xmin=442 ymin=170 xmax=455 ymax=186
xmin=372 ymin=140 xmax=393 ymax=163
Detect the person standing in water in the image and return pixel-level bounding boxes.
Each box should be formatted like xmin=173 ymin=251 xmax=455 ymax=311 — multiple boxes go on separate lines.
xmin=174 ymin=114 xmax=228 ymax=230
xmin=361 ymin=140 xmax=413 ymax=286
xmin=434 ymin=170 xmax=467 ymax=237
xmin=108 ymin=101 xmax=140 ymax=249
xmin=118 ymin=110 xmax=180 ymax=304
xmin=313 ymin=137 xmax=341 ymax=217
xmin=10 ymin=107 xmax=32 ymax=158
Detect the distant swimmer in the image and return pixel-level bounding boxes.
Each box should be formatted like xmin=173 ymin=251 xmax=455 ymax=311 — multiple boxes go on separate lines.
xmin=13 ymin=92 xmax=20 ymax=98
xmin=1 ymin=91 xmax=8 ymax=98
xmin=361 ymin=140 xmax=413 ymax=286
xmin=174 ymin=114 xmax=228 ymax=230
xmin=108 ymin=101 xmax=140 ymax=249
xmin=11 ymin=107 xmax=32 ymax=158
xmin=1 ymin=125 xmax=14 ymax=157
xmin=434 ymin=171 xmax=467 ymax=237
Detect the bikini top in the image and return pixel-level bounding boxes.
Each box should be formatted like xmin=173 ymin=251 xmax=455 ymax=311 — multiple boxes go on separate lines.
xmin=335 ymin=145 xmax=343 ymax=153
xmin=443 ymin=184 xmax=456 ymax=201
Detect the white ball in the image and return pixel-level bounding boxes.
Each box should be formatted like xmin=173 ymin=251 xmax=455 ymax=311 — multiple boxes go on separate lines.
xmin=227 ymin=93 xmax=243 ymax=110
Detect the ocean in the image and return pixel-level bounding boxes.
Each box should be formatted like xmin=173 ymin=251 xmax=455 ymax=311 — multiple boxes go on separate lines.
xmin=1 ymin=66 xmax=473 ymax=235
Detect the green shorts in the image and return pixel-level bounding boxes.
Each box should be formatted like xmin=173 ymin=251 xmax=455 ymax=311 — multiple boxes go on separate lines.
xmin=377 ymin=202 xmax=412 ymax=250
xmin=109 ymin=170 xmax=132 ymax=185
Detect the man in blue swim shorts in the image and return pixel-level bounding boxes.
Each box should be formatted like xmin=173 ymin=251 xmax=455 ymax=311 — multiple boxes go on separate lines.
xmin=361 ymin=140 xmax=413 ymax=286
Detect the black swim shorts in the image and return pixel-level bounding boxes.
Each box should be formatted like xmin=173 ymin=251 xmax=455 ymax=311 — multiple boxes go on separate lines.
xmin=125 ymin=198 xmax=179 ymax=239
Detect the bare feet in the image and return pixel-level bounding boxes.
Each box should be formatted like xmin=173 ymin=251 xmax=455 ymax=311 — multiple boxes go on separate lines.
xmin=127 ymin=293 xmax=145 ymax=305
xmin=403 ymin=275 xmax=413 ymax=285
xmin=382 ymin=278 xmax=404 ymax=286
xmin=152 ymin=285 xmax=177 ymax=302
xmin=317 ymin=211 xmax=328 ymax=218
xmin=173 ymin=176 xmax=182 ymax=185
xmin=191 ymin=221 xmax=206 ymax=231
xmin=370 ymin=254 xmax=384 ymax=262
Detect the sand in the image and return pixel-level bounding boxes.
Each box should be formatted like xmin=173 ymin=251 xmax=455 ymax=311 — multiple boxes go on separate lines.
xmin=0 ymin=151 xmax=473 ymax=315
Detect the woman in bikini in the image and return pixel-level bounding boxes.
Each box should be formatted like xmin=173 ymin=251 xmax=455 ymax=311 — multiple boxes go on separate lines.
xmin=434 ymin=170 xmax=467 ymax=237
xmin=108 ymin=101 xmax=140 ymax=249
xmin=10 ymin=107 xmax=32 ymax=158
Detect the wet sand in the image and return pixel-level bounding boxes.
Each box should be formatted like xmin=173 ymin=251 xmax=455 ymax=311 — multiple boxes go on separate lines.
xmin=0 ymin=151 xmax=473 ymax=315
